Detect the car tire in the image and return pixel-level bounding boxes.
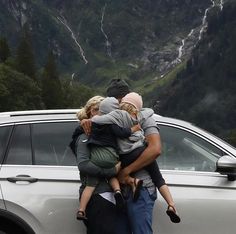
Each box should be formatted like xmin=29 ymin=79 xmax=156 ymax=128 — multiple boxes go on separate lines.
xmin=0 ymin=219 xmax=27 ymax=234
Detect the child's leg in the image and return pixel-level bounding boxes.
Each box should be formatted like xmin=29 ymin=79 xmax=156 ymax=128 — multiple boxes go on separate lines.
xmin=109 ymin=177 xmax=121 ymax=191
xmin=120 ymin=145 xmax=146 ymax=168
xmin=77 ymin=186 xmax=95 ymax=220
xmin=144 ymin=161 xmax=181 ymax=223
xmin=158 ymin=184 xmax=175 ymax=207
xmin=109 ymin=177 xmax=125 ymax=210
xmin=145 ymin=161 xmax=175 ymax=208
xmin=144 ymin=160 xmax=166 ymax=188
xmin=117 ymin=175 xmax=143 ymax=202
xmin=159 ymin=185 xmax=181 ymax=223
xmin=77 ymin=173 xmax=98 ymax=220
xmin=119 ymin=147 xmax=145 ymax=201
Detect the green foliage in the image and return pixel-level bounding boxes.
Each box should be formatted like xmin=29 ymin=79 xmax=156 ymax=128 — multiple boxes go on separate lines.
xmin=0 ymin=0 xmax=213 ymax=88
xmin=62 ymin=79 xmax=96 ymax=109
xmin=0 ymin=37 xmax=10 ymax=63
xmin=0 ymin=64 xmax=44 ymax=111
xmin=15 ymin=24 xmax=36 ymax=80
xmin=41 ymin=51 xmax=63 ymax=109
xmin=155 ymin=1 xmax=236 ymax=143
xmin=226 ymin=129 xmax=236 ymax=147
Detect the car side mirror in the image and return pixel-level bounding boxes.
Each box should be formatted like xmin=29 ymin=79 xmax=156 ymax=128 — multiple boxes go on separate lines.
xmin=216 ymin=155 xmax=236 ymax=181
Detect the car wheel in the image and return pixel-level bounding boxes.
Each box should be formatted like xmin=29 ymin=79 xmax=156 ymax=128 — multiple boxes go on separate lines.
xmin=0 ymin=220 xmax=26 ymax=234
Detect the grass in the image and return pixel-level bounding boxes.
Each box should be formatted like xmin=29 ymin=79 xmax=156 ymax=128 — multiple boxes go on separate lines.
xmin=139 ymin=60 xmax=187 ymax=96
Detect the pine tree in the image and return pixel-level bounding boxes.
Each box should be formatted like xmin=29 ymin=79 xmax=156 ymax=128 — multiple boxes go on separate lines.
xmin=41 ymin=51 xmax=63 ymax=109
xmin=15 ymin=24 xmax=36 ymax=79
xmin=0 ymin=64 xmax=44 ymax=111
xmin=0 ymin=37 xmax=10 ymax=63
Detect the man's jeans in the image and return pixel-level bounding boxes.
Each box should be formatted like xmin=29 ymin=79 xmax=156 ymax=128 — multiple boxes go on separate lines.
xmin=117 ymin=187 xmax=157 ymax=234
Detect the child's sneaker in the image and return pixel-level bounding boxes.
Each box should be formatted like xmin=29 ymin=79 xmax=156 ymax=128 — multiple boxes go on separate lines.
xmin=114 ymin=190 xmax=125 ymax=210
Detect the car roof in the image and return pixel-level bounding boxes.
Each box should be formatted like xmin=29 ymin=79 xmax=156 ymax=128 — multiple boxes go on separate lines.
xmin=0 ymin=109 xmax=80 ymax=124
xmin=0 ymin=109 xmax=184 ymax=124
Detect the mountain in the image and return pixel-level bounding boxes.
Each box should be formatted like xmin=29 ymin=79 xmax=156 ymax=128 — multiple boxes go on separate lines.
xmin=150 ymin=0 xmax=236 ymax=145
xmin=1 ymin=0 xmax=236 ymax=145
xmin=0 ymin=0 xmax=213 ymax=87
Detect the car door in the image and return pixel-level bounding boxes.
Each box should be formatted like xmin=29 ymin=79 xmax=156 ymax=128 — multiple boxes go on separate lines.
xmin=0 ymin=125 xmax=13 ymax=210
xmin=153 ymin=124 xmax=236 ymax=234
xmin=0 ymin=120 xmax=86 ymax=234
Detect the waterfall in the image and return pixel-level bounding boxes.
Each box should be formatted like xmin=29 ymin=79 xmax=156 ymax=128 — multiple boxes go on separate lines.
xmin=171 ymin=28 xmax=195 ymax=65
xmin=177 ymin=39 xmax=185 ymax=62
xmin=9 ymin=0 xmax=27 ymax=27
xmin=188 ymin=29 xmax=194 ymax=37
xmin=198 ymin=0 xmax=225 ymax=41
xmin=171 ymin=0 xmax=224 ymax=68
xmin=57 ymin=14 xmax=88 ymax=64
xmin=100 ymin=4 xmax=112 ymax=58
xmin=160 ymin=0 xmax=224 ymax=79
xmin=220 ymin=0 xmax=224 ymax=11
xmin=198 ymin=7 xmax=210 ymax=41
xmin=20 ymin=2 xmax=27 ymax=26
xmin=70 ymin=73 xmax=75 ymax=86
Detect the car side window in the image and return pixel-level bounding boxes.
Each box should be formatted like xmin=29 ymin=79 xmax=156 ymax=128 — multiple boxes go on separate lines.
xmin=6 ymin=124 xmax=32 ymax=165
xmin=158 ymin=125 xmax=224 ymax=172
xmin=32 ymin=122 xmax=77 ymax=166
xmin=0 ymin=126 xmax=12 ymax=163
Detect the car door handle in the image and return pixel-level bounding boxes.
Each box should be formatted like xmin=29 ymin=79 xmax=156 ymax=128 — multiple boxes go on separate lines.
xmin=7 ymin=175 xmax=38 ymax=183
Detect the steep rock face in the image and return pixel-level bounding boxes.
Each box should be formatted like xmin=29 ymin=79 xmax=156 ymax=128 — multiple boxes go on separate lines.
xmin=0 ymin=0 xmax=217 ymax=85
xmin=154 ymin=0 xmax=236 ymax=142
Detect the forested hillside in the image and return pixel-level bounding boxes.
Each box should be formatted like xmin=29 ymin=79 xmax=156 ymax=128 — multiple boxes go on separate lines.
xmin=0 ymin=0 xmax=236 ymax=145
xmin=0 ymin=0 xmax=211 ymax=87
xmin=0 ymin=28 xmax=94 ymax=111
xmin=150 ymin=0 xmax=236 ymax=145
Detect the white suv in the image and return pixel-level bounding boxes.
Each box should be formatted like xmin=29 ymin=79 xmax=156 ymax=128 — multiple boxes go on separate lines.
xmin=0 ymin=110 xmax=236 ymax=234
xmin=0 ymin=110 xmax=84 ymax=234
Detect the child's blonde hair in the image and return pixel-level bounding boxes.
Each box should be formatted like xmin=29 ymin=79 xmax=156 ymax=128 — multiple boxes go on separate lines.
xmin=76 ymin=96 xmax=104 ymax=120
xmin=119 ymin=102 xmax=138 ymax=115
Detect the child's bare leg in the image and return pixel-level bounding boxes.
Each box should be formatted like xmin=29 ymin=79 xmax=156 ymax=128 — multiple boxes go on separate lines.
xmin=109 ymin=177 xmax=121 ymax=191
xmin=159 ymin=184 xmax=181 ymax=223
xmin=77 ymin=186 xmax=95 ymax=220
xmin=159 ymin=184 xmax=175 ymax=207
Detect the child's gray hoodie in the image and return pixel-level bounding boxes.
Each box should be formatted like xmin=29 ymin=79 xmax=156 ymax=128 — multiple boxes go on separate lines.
xmin=92 ymin=108 xmax=154 ymax=154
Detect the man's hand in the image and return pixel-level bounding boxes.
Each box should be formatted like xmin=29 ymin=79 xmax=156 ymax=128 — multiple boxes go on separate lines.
xmin=117 ymin=167 xmax=131 ymax=184
xmin=131 ymin=123 xmax=141 ymax=133
xmin=81 ymin=119 xmax=92 ymax=135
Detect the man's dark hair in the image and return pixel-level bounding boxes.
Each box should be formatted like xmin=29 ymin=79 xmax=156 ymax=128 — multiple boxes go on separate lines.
xmin=106 ymin=78 xmax=130 ymax=99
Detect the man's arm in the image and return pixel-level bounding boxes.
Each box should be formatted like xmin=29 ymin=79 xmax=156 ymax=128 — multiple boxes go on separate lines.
xmin=118 ymin=111 xmax=161 ymax=184
xmin=77 ymin=133 xmax=118 ymax=178
xmin=118 ymin=133 xmax=161 ymax=183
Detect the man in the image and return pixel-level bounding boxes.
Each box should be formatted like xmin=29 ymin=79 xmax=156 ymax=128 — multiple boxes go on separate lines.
xmin=77 ymin=78 xmax=161 ymax=234
xmin=106 ymin=78 xmax=161 ymax=234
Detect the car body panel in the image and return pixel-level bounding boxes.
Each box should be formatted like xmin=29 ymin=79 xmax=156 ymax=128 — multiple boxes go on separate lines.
xmin=153 ymin=171 xmax=236 ymax=234
xmin=153 ymin=116 xmax=236 ymax=234
xmin=0 ymin=185 xmax=5 ymax=209
xmin=0 ymin=165 xmax=84 ymax=234
xmin=0 ymin=110 xmax=236 ymax=234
